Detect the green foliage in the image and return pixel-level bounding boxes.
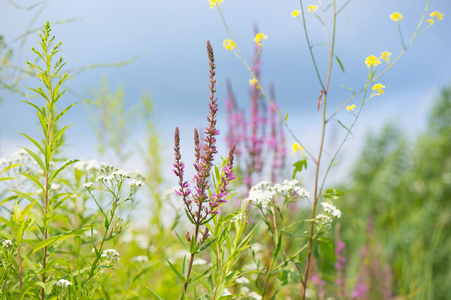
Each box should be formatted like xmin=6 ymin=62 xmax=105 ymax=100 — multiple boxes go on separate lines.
xmin=338 ymin=85 xmax=451 ymax=299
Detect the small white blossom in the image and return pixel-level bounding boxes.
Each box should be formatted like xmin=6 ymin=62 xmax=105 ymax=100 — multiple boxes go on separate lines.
xmin=231 ymin=212 xmax=246 ymax=223
xmin=129 ymin=179 xmax=144 ymax=187
xmin=235 ymin=277 xmax=250 ymax=284
xmin=101 ymin=249 xmax=120 ymax=261
xmin=83 ymin=182 xmax=94 ymax=189
xmin=222 ymin=288 xmax=233 ymax=296
xmin=96 ymin=175 xmax=108 ymax=183
xmin=245 ymin=181 xmax=276 ymax=209
xmin=2 ymin=240 xmax=13 ymax=248
xmin=248 ymin=291 xmax=262 ymax=300
xmin=240 ymin=286 xmax=250 ymax=294
xmin=55 ymin=279 xmax=72 ymax=288
xmin=321 ymin=202 xmax=342 ymax=218
xmin=315 ymin=214 xmax=333 ymax=228
xmin=112 ymin=170 xmax=130 ymax=181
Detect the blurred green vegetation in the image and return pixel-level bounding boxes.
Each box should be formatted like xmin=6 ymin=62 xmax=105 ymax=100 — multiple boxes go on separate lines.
xmin=338 ymin=84 xmax=451 ymax=299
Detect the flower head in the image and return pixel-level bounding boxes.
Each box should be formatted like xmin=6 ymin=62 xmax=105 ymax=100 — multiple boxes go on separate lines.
xmin=365 ymin=55 xmax=381 ymax=68
xmin=390 ymin=12 xmax=403 ymax=22
xmin=291 ymin=10 xmax=301 ymax=17
xmin=292 ymin=143 xmax=303 ymax=155
xmin=223 ymin=38 xmax=236 ymax=51
xmin=2 ymin=240 xmax=13 ymax=248
xmin=253 ymin=32 xmax=267 ymax=46
xmin=101 ymin=249 xmax=120 ymax=261
xmin=308 ymin=5 xmax=319 ymax=13
xmin=380 ymin=51 xmax=392 ymax=64
xmin=249 ymin=77 xmax=258 ymax=86
xmin=346 ymin=104 xmax=356 ymax=111
xmin=372 ymin=83 xmax=385 ymax=95
xmin=209 ymin=0 xmax=223 ymax=9
xmin=55 ymin=279 xmax=72 ymax=288
xmin=430 ymin=11 xmax=444 ymax=21
xmin=427 ymin=19 xmax=435 ymax=24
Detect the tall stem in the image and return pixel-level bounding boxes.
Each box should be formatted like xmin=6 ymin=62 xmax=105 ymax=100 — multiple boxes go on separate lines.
xmin=302 ymin=1 xmax=337 ymax=298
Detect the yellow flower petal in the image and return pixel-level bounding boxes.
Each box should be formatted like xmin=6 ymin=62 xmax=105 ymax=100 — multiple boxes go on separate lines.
xmin=346 ymin=104 xmax=356 ymax=111
xmin=291 ymin=10 xmax=301 ymax=17
xmin=223 ymin=39 xmax=236 ymax=51
xmin=292 ymin=143 xmax=303 ymax=155
xmin=427 ymin=18 xmax=435 ymax=24
xmin=249 ymin=78 xmax=258 ymax=86
xmin=253 ymin=33 xmax=268 ymax=44
xmin=209 ymin=0 xmax=223 ymax=9
xmin=372 ymin=83 xmax=385 ymax=96
xmin=380 ymin=51 xmax=392 ymax=64
xmin=390 ymin=12 xmax=403 ymax=22
xmin=430 ymin=11 xmax=444 ymax=20
xmin=308 ymin=5 xmax=318 ymax=13
xmin=365 ymin=55 xmax=381 ymax=68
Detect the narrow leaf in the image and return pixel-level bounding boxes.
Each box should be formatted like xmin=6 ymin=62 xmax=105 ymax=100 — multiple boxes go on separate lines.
xmin=335 ymin=55 xmax=345 ymax=73
xmin=143 ymin=285 xmax=165 ymax=300
xmin=166 ymin=259 xmax=185 ymax=282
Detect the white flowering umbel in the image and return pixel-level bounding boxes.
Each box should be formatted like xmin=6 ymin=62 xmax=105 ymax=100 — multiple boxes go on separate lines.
xmin=2 ymin=240 xmax=13 ymax=248
xmin=320 ymin=202 xmax=342 ymax=218
xmin=245 ymin=181 xmax=276 ymax=210
xmin=101 ymin=249 xmax=120 ymax=262
xmin=55 ymin=279 xmax=72 ymax=288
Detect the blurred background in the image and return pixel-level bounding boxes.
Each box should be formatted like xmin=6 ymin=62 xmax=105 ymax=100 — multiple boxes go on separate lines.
xmin=1 ymin=0 xmax=451 ymax=298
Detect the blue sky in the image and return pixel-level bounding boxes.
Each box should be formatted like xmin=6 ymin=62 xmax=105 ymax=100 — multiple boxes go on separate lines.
xmin=1 ymin=0 xmax=450 ymax=188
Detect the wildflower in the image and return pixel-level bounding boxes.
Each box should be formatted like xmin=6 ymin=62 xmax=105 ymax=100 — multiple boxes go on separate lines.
xmin=231 ymin=212 xmax=246 ymax=223
xmin=427 ymin=19 xmax=435 ymax=24
xmin=236 ymin=277 xmax=250 ymax=284
xmin=321 ymin=202 xmax=342 ymax=218
xmin=129 ymin=179 xmax=144 ymax=187
xmin=380 ymin=51 xmax=391 ymax=64
xmin=101 ymin=249 xmax=120 ymax=261
xmin=223 ymin=38 xmax=236 ymax=51
xmin=390 ymin=12 xmax=403 ymax=22
xmin=249 ymin=78 xmax=258 ymax=86
xmin=55 ymin=279 xmax=72 ymax=288
xmin=430 ymin=11 xmax=444 ymax=20
xmin=253 ymin=32 xmax=267 ymax=46
xmin=248 ymin=291 xmax=262 ymax=300
xmin=346 ymin=104 xmax=356 ymax=111
xmin=315 ymin=214 xmax=333 ymax=228
xmin=291 ymin=10 xmax=300 ymax=17
xmin=2 ymin=240 xmax=13 ymax=248
xmin=308 ymin=5 xmax=318 ymax=13
xmin=245 ymin=181 xmax=275 ymax=209
xmin=274 ymin=179 xmax=308 ymax=198
xmin=209 ymin=0 xmax=223 ymax=9
xmin=292 ymin=143 xmax=303 ymax=155
xmin=222 ymin=288 xmax=233 ymax=296
xmin=83 ymin=182 xmax=93 ymax=189
xmin=372 ymin=83 xmax=385 ymax=95
xmin=365 ymin=55 xmax=381 ymax=68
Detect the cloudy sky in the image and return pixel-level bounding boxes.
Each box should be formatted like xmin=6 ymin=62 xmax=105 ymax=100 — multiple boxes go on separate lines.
xmin=1 ymin=0 xmax=450 ymax=188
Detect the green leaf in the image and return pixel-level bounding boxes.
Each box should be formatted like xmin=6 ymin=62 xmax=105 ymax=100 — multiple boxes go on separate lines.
xmin=53 ymin=102 xmax=78 ymax=125
xmin=19 ymin=133 xmax=45 ymax=156
xmin=292 ymin=157 xmax=307 ymax=179
xmin=285 ymin=112 xmax=289 ymax=121
xmin=318 ymin=237 xmax=336 ymax=261
xmin=336 ymin=119 xmax=353 ymax=136
xmin=50 ymin=125 xmax=72 ymax=150
xmin=19 ymin=172 xmax=44 ymax=193
xmin=166 ymin=259 xmax=185 ymax=282
xmin=48 ymin=159 xmax=78 ymax=184
xmin=197 ymin=237 xmax=218 ymax=254
xmin=9 ymin=190 xmax=37 ymax=204
xmin=174 ymin=231 xmax=190 ymax=252
xmin=21 ymin=147 xmax=45 ymax=172
xmin=335 ymin=55 xmax=345 ymax=73
xmin=0 ymin=216 xmax=14 ymax=228
xmin=19 ymin=199 xmax=39 ymax=222
xmin=26 ymin=234 xmax=77 ymax=259
xmin=143 ymin=285 xmax=165 ymax=300
xmin=189 ymin=234 xmax=197 ymax=254
xmin=339 ymin=84 xmax=355 ymax=93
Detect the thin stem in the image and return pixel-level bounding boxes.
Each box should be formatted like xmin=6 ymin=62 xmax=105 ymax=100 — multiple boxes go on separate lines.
xmin=303 ymin=1 xmax=337 ymax=298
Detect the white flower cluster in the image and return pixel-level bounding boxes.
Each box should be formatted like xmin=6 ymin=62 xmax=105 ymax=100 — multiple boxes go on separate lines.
xmin=273 ymin=179 xmax=310 ymax=198
xmin=245 ymin=181 xmax=276 ymax=209
xmin=2 ymin=240 xmax=13 ymax=248
xmin=223 ymin=276 xmax=261 ymax=299
xmin=97 ymin=169 xmax=131 ymax=184
xmin=245 ymin=179 xmax=310 ymax=210
xmin=129 ymin=179 xmax=144 ymax=188
xmin=84 ymin=182 xmax=93 ymax=189
xmin=231 ymin=212 xmax=246 ymax=223
xmin=321 ymin=202 xmax=342 ymax=218
xmin=101 ymin=249 xmax=120 ymax=261
xmin=55 ymin=279 xmax=72 ymax=288
xmin=315 ymin=214 xmax=333 ymax=228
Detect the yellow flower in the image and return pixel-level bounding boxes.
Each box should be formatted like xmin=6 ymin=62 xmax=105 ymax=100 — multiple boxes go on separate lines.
xmin=380 ymin=51 xmax=392 ymax=64
xmin=291 ymin=10 xmax=301 ymax=17
xmin=365 ymin=55 xmax=381 ymax=68
xmin=249 ymin=78 xmax=258 ymax=86
xmin=427 ymin=18 xmax=435 ymax=24
xmin=308 ymin=5 xmax=318 ymax=13
xmin=223 ymin=39 xmax=236 ymax=51
xmin=292 ymin=143 xmax=304 ymax=155
xmin=430 ymin=11 xmax=444 ymax=20
xmin=390 ymin=12 xmax=403 ymax=22
xmin=253 ymin=33 xmax=268 ymax=44
xmin=346 ymin=104 xmax=356 ymax=111
xmin=209 ymin=0 xmax=223 ymax=9
xmin=372 ymin=83 xmax=385 ymax=95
